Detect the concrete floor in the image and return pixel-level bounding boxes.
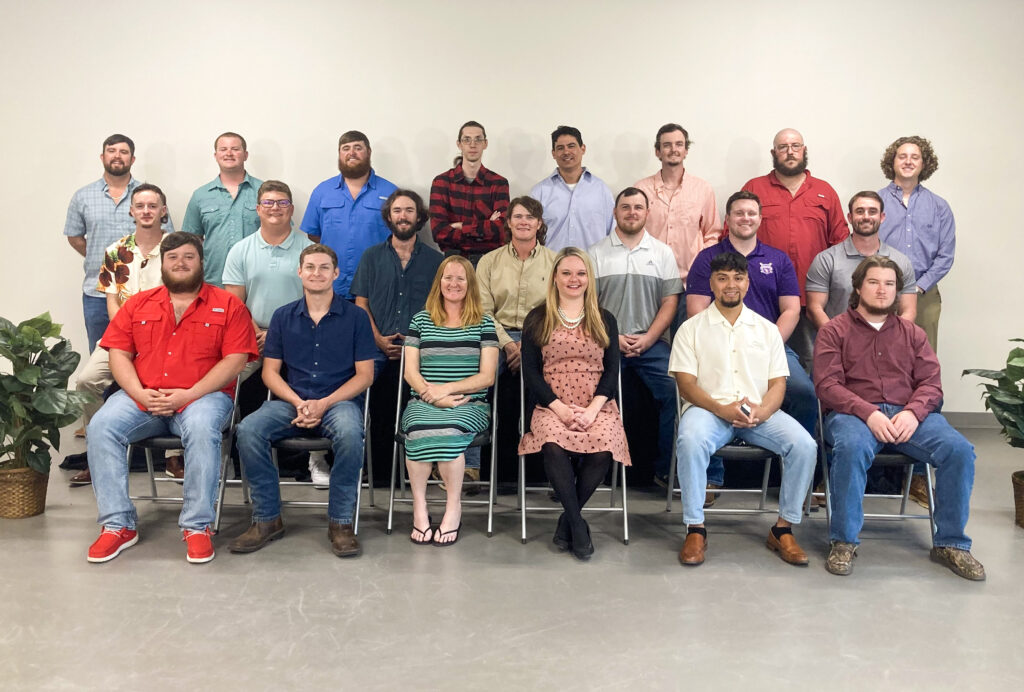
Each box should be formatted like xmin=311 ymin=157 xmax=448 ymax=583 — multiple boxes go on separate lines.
xmin=2 ymin=427 xmax=1023 ymax=691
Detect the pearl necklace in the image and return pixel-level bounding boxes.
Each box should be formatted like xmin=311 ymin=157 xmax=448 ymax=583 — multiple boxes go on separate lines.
xmin=557 ymin=306 xmax=584 ymax=329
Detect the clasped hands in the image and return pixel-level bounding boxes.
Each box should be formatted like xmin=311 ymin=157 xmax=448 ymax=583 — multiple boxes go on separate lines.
xmin=552 ymin=400 xmax=599 ymax=432
xmin=139 ymin=388 xmax=195 ymax=416
xmin=866 ymin=409 xmax=919 ymax=444
xmin=419 ymin=382 xmax=468 ymax=408
xmin=716 ymin=398 xmax=764 ymax=429
xmin=291 ymin=398 xmax=330 ymax=428
xmin=619 ymin=333 xmax=654 ymax=358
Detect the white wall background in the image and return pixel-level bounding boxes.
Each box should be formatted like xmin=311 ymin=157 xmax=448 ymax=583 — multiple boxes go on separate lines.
xmin=1 ymin=0 xmax=1021 ymax=412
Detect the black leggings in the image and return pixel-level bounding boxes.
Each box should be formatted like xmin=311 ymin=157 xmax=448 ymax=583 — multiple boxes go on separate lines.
xmin=541 ymin=443 xmax=613 ymax=522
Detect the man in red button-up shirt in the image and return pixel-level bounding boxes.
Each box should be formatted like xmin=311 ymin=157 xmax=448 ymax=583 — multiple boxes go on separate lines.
xmin=814 ymin=255 xmax=984 ymax=581
xmin=86 ymin=232 xmax=258 ymax=565
xmin=742 ymin=128 xmax=848 ymax=367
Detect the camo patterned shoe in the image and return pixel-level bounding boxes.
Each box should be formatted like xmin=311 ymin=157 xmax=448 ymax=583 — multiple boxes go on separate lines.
xmin=930 ymin=547 xmax=986 ymax=581
xmin=825 ymin=541 xmax=857 ymax=576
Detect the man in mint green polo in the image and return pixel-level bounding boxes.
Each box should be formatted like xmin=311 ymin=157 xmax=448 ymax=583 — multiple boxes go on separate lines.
xmin=183 ymin=131 xmax=264 ymax=286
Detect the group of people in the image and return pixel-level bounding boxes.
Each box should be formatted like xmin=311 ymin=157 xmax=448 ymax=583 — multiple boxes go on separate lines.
xmin=64 ymin=122 xmax=982 ymax=581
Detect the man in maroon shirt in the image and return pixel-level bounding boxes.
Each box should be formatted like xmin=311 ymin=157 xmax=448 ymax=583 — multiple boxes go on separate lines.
xmin=429 ymin=120 xmax=510 ymax=264
xmin=814 ymin=255 xmax=984 ymax=580
xmin=85 ymin=232 xmax=258 ymax=565
xmin=743 ymin=128 xmax=848 ymax=366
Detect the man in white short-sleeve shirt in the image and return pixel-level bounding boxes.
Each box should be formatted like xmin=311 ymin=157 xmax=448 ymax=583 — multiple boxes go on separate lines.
xmin=669 ymin=250 xmax=816 ymax=568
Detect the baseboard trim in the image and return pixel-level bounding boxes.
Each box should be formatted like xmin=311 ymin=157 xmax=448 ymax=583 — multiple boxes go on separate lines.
xmin=946 ymin=411 xmax=1000 ymax=429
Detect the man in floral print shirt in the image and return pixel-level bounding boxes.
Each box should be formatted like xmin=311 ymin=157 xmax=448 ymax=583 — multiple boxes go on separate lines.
xmin=70 ymin=184 xmax=173 ymax=486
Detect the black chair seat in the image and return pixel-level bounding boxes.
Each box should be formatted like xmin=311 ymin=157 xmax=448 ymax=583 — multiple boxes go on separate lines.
xmin=394 ymin=431 xmax=490 ymax=447
xmin=274 ymin=436 xmax=333 ymax=452
xmin=134 ymin=436 xmax=186 ymax=450
xmin=714 ymin=441 xmax=775 ymax=462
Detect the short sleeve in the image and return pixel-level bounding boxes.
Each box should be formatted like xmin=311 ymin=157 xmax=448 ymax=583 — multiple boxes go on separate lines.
xmin=350 ymin=249 xmax=373 ymax=298
xmin=63 ymin=192 xmax=85 ymax=237
xmin=220 ymin=295 xmax=259 ymax=361
xmin=262 ymin=308 xmax=285 ymax=360
xmin=221 ymin=242 xmax=247 ymax=287
xmin=479 ymin=314 xmax=498 ymax=349
xmin=686 ymin=249 xmax=713 ymax=297
xmin=805 ymin=251 xmax=832 ymax=294
xmin=766 ymin=324 xmax=790 ymax=380
xmin=668 ymin=319 xmax=698 ymax=375
xmin=182 ymin=192 xmax=202 ymax=235
xmin=775 ymin=253 xmax=800 ymax=297
xmin=352 ymin=306 xmax=379 ymax=362
xmin=405 ymin=311 xmax=425 ymax=349
xmin=300 ymin=185 xmax=323 ymax=237
xmin=99 ymin=295 xmax=137 ymax=353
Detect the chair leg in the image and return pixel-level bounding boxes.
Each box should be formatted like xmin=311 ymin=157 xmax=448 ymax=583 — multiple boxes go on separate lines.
xmin=666 ymin=452 xmax=676 ymax=512
xmin=758 ymin=457 xmax=772 ymax=511
xmin=899 ymin=464 xmax=913 ymax=515
xmin=924 ymin=465 xmax=936 ymax=541
xmin=519 ymin=454 xmax=527 ymax=544
xmin=610 ymin=458 xmax=618 ymax=508
xmin=145 ymin=448 xmax=158 ymax=498
xmin=214 ymin=438 xmax=232 ymax=533
xmin=387 ymin=439 xmax=400 ymax=535
xmin=487 ymin=442 xmax=497 ymax=538
xmin=620 ymin=462 xmax=630 ymax=545
xmin=354 ymin=464 xmax=362 ymax=535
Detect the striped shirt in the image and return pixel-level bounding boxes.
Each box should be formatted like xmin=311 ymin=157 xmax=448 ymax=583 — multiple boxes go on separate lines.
xmin=404 ymin=311 xmax=498 ymax=401
xmin=429 ymin=164 xmax=510 ymax=255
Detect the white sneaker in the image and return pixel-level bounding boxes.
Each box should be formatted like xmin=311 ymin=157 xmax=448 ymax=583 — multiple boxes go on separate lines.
xmin=309 ymin=452 xmax=330 ymax=489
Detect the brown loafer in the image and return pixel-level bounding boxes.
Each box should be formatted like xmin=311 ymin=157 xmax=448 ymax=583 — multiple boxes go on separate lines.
xmin=679 ymin=531 xmax=706 ymax=566
xmin=328 ymin=522 xmax=361 ymax=558
xmin=165 ymin=454 xmax=185 ymax=480
xmin=70 ymin=468 xmax=92 ymax=486
xmin=766 ymin=529 xmax=809 ymax=566
xmin=74 ymin=426 xmax=87 ymax=439
xmin=228 ymin=517 xmax=285 ymax=553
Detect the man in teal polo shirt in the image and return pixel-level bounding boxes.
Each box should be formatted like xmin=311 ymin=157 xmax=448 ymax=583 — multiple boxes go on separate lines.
xmin=301 ymin=130 xmax=398 ymax=299
xmin=183 ymin=131 xmax=264 ymax=287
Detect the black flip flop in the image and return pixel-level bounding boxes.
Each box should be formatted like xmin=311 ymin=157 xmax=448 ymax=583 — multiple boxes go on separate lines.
xmin=432 ymin=521 xmax=462 ymax=547
xmin=410 ymin=516 xmax=434 ymax=545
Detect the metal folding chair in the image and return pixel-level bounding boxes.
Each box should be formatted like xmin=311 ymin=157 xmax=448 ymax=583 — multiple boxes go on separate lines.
xmin=815 ymin=404 xmax=936 ymax=538
xmin=262 ymin=388 xmax=374 ymax=534
xmin=128 ymin=377 xmax=243 ymax=532
xmin=518 ymin=369 xmax=629 ymax=545
xmin=386 ymin=348 xmax=499 ymax=536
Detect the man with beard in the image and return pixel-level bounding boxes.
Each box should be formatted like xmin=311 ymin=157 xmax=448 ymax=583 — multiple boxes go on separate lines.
xmin=589 ymin=188 xmax=681 ymax=486
xmin=65 ymin=134 xmax=175 ymax=353
xmin=530 ymin=125 xmax=615 ymax=252
xmin=670 ymin=251 xmax=816 ymax=567
xmin=741 ymin=128 xmax=847 ymax=365
xmin=85 ymin=232 xmax=258 ymax=564
xmin=71 ymin=184 xmax=177 ymax=486
xmin=182 ymin=132 xmax=263 ymax=287
xmin=878 ymin=136 xmax=954 ymax=353
xmin=814 ymin=256 xmax=984 ymax=581
xmin=634 ymin=123 xmax=721 ymax=333
xmin=301 ymin=130 xmax=398 ymax=299
xmin=806 ymin=192 xmax=917 ymax=328
xmin=230 ymin=244 xmax=377 ymax=558
xmin=430 ymin=121 xmax=510 ymax=264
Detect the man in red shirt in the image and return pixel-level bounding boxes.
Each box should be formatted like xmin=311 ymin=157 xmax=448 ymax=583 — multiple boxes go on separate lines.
xmin=814 ymin=255 xmax=984 ymax=581
xmin=742 ymin=128 xmax=848 ymax=365
xmin=86 ymin=232 xmax=258 ymax=565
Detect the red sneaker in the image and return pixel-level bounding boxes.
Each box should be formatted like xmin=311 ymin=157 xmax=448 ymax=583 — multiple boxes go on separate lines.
xmin=183 ymin=528 xmax=215 ymax=564
xmin=87 ymin=527 xmax=139 ymax=563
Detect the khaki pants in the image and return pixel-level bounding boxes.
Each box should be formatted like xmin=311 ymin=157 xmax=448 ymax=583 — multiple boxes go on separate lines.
xmin=916 ymin=285 xmax=941 ymax=353
xmin=77 ymin=347 xmax=112 ymax=425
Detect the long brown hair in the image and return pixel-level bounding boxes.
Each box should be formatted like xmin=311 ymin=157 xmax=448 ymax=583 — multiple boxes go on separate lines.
xmin=533 ymin=247 xmax=608 ymax=348
xmin=424 ymin=255 xmax=484 ymax=326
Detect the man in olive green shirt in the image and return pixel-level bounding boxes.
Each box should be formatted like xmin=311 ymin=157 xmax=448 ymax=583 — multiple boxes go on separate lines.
xmin=182 ymin=131 xmax=264 ymax=286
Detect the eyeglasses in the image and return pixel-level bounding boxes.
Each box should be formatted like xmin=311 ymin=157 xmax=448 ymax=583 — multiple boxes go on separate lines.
xmin=459 ymin=137 xmax=486 ymax=145
xmin=259 ymin=199 xmax=292 ymax=208
xmin=774 ymin=143 xmax=805 ymax=153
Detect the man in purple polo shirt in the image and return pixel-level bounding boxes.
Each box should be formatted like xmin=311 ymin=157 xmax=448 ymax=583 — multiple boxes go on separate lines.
xmin=687 ymin=191 xmax=817 ymax=504
xmin=814 ymin=255 xmax=983 ymax=581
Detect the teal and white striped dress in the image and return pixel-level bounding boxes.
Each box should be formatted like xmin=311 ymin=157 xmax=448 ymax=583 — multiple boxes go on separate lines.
xmin=400 ymin=311 xmax=498 ymax=463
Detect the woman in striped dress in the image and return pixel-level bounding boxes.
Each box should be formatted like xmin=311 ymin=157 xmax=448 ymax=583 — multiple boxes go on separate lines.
xmin=400 ymin=256 xmax=499 ymax=546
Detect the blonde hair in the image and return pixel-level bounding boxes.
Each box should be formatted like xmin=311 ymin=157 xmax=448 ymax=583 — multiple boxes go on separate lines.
xmin=424 ymin=255 xmax=484 ymax=327
xmin=533 ymin=247 xmax=609 ymax=348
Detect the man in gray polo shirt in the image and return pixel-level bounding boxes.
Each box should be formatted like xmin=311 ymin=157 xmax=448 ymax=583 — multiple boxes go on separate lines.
xmin=589 ymin=187 xmax=683 ymax=485
xmin=806 ymin=191 xmax=917 ymax=328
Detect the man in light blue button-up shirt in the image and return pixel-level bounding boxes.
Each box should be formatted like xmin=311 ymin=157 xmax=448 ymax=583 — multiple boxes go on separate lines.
xmin=65 ymin=134 xmax=176 ymax=353
xmin=182 ymin=132 xmax=263 ymax=288
xmin=530 ymin=125 xmax=614 ymax=253
xmin=301 ymin=130 xmax=398 ymax=299
xmin=878 ymin=135 xmax=954 ymax=352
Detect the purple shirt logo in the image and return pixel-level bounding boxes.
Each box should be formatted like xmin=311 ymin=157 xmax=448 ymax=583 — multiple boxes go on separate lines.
xmin=760 ymin=262 xmax=774 ymax=275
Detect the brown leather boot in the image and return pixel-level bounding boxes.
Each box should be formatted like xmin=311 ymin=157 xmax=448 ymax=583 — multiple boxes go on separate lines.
xmin=328 ymin=522 xmax=361 ymax=558
xmin=228 ymin=517 xmax=285 ymax=553
xmin=165 ymin=454 xmax=185 ymax=480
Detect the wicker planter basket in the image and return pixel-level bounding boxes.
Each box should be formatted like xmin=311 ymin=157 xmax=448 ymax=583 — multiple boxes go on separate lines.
xmin=0 ymin=467 xmax=49 ymax=518
xmin=1014 ymin=471 xmax=1024 ymax=530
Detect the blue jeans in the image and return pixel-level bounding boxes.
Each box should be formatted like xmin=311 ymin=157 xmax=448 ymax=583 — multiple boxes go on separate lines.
xmin=676 ymin=406 xmax=816 ymax=526
xmin=87 ymin=389 xmax=232 ymax=531
xmin=83 ymin=294 xmax=110 ymax=354
xmin=622 ymin=340 xmax=678 ymax=478
xmin=237 ymin=399 xmax=365 ymax=524
xmin=706 ymin=346 xmax=817 ymax=486
xmin=825 ymin=405 xmax=974 ymax=549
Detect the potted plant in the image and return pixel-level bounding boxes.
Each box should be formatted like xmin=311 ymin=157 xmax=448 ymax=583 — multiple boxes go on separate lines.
xmin=0 ymin=312 xmax=91 ymax=518
xmin=963 ymin=338 xmax=1024 ymax=529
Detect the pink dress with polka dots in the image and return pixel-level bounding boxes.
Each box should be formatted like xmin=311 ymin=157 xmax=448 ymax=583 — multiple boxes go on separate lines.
xmin=517 ymin=325 xmax=631 ymax=465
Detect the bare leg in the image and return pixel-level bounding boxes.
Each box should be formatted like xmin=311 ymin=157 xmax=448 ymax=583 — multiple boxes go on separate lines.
xmin=435 ymin=453 xmax=465 ymax=542
xmin=406 ymin=457 xmax=434 ymax=542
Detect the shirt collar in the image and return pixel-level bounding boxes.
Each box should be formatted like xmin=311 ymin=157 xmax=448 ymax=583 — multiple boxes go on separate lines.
xmin=208 ymin=172 xmax=256 ymax=192
xmin=336 ymin=169 xmax=378 ymax=190
xmin=707 ymin=302 xmax=757 ymax=327
xmin=454 ymin=163 xmax=490 ymax=183
xmin=549 ymin=167 xmax=591 ymax=185
xmin=505 ymin=241 xmax=539 ymax=259
xmin=847 ymin=306 xmax=897 ymax=331
xmin=101 ymin=176 xmax=139 ymax=194
xmin=610 ymin=228 xmax=651 ymax=250
xmin=387 ymin=236 xmax=423 ymax=258
xmin=842 ymin=235 xmax=892 ymax=258
xmin=722 ymin=235 xmax=763 ymax=258
xmin=298 ymin=293 xmax=348 ymax=319
xmin=256 ymin=229 xmax=299 ymax=250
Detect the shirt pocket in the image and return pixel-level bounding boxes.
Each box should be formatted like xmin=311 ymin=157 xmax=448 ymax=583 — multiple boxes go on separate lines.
xmin=200 ymin=204 xmax=226 ymax=229
xmin=243 ymin=203 xmax=259 ymax=235
xmin=189 ymin=311 xmax=227 ymax=357
xmin=132 ymin=310 xmax=164 ymax=353
xmin=798 ymin=200 xmax=827 ymax=228
xmin=320 ymin=201 xmax=346 ymax=236
xmin=760 ymin=202 xmax=783 ymax=222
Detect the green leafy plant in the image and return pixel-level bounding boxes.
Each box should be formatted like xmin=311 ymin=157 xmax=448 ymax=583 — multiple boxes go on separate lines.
xmin=963 ymin=338 xmax=1024 ymax=449
xmin=0 ymin=313 xmax=92 ymax=474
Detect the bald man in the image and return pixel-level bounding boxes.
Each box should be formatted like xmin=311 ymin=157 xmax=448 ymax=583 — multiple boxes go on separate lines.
xmin=739 ymin=128 xmax=848 ymax=366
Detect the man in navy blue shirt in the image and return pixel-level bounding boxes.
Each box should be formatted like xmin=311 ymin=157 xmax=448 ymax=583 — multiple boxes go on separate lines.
xmin=230 ymin=244 xmax=378 ymax=557
xmin=686 ymin=191 xmax=818 ymax=503
xmin=300 ymin=131 xmax=398 ymax=299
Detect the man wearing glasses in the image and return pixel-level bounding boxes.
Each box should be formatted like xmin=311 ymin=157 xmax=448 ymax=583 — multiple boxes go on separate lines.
xmin=429 ymin=121 xmax=510 ymax=265
xmin=182 ymin=132 xmax=263 ymax=287
xmin=740 ymin=128 xmax=848 ymax=366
